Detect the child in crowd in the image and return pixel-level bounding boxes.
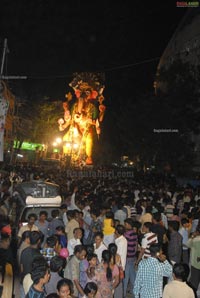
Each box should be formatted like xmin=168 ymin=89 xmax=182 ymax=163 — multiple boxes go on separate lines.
xmin=80 ymin=245 xmax=94 ymax=289
xmin=56 ymin=278 xmax=74 ymax=298
xmin=83 ymin=282 xmax=98 ymax=298
xmin=86 ymin=253 xmax=98 ymax=283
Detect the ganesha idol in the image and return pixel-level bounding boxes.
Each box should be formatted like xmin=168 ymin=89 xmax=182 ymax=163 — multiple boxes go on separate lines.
xmin=58 ymin=73 xmax=106 ymax=166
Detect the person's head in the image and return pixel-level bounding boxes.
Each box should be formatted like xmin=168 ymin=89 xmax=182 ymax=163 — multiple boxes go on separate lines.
xmin=84 ymin=282 xmax=98 ymax=298
xmin=152 ymin=212 xmax=161 ymax=223
xmin=32 ymin=255 xmax=47 ymax=270
xmin=20 ymin=230 xmax=31 ymax=246
xmin=173 ymin=263 xmax=190 ymax=282
xmin=73 ymin=227 xmax=82 ymax=239
xmin=94 ymin=231 xmax=104 ymax=246
xmin=87 ymin=253 xmax=98 ymax=267
xmin=149 ymin=243 xmax=162 ymax=257
xmin=168 ymin=220 xmax=180 ymax=232
xmin=51 ymin=209 xmax=60 ymax=219
xmin=50 ymin=255 xmax=66 ymax=273
xmin=30 ymin=231 xmax=42 ymax=246
xmin=28 ymin=213 xmax=37 ymax=225
xmin=90 ymin=209 xmax=100 ymax=219
xmin=56 ymin=225 xmax=65 ymax=235
xmin=181 ymin=218 xmax=189 ymax=228
xmin=66 ymin=210 xmax=75 ymax=220
xmin=86 ymin=244 xmax=94 ymax=255
xmin=115 ymin=224 xmax=125 ymax=238
xmin=0 ymin=221 xmax=12 ymax=236
xmin=124 ymin=218 xmax=134 ymax=230
xmin=39 ymin=211 xmax=48 ymax=221
xmin=57 ymin=278 xmax=74 ymax=298
xmin=101 ymin=250 xmax=112 ymax=281
xmin=114 ymin=219 xmax=120 ymax=227
xmin=146 ymin=205 xmax=152 ymax=214
xmin=31 ymin=260 xmax=50 ymax=286
xmin=143 ymin=222 xmax=153 ymax=233
xmin=108 ymin=243 xmax=117 ymax=256
xmin=105 ymin=211 xmax=114 ymax=219
xmin=117 ymin=202 xmax=124 ymax=210
xmin=74 ymin=244 xmax=87 ymax=261
xmin=46 ymin=235 xmax=59 ymax=248
xmin=78 ymin=210 xmax=84 ymax=219
xmin=0 ymin=232 xmax=10 ymax=249
xmin=60 ymin=204 xmax=68 ymax=212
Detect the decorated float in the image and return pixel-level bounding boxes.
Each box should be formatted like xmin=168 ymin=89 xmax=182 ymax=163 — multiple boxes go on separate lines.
xmin=58 ymin=72 xmax=106 ymax=166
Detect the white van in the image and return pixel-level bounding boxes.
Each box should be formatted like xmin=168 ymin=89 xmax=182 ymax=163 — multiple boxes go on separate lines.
xmin=15 ymin=180 xmax=62 ymax=228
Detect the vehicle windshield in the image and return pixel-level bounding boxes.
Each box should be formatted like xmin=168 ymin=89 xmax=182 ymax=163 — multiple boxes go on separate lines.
xmin=15 ymin=181 xmax=61 ymax=200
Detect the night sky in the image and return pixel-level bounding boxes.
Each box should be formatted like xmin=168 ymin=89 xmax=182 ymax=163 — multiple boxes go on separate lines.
xmin=0 ymin=1 xmax=188 ymax=160
xmin=0 ymin=1 xmax=187 ymax=101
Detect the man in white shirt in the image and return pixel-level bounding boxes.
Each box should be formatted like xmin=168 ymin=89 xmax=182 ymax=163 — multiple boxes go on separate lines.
xmin=93 ymin=231 xmax=107 ymax=263
xmin=67 ymin=228 xmax=82 ymax=256
xmin=114 ymin=224 xmax=127 ymax=271
xmin=163 ymin=263 xmax=194 ymax=298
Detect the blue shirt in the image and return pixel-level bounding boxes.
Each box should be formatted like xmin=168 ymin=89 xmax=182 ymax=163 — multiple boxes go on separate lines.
xmin=25 ymin=285 xmax=45 ymax=298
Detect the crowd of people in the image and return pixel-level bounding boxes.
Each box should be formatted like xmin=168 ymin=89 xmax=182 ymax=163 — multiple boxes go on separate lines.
xmin=0 ymin=165 xmax=200 ymax=298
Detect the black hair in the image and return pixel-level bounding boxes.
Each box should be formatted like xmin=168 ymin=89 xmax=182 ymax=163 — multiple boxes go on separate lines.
xmin=102 ymin=250 xmax=112 ymax=281
xmin=74 ymin=244 xmax=86 ymax=255
xmin=46 ymin=294 xmax=59 ymax=298
xmin=115 ymin=224 xmax=125 ymax=235
xmin=87 ymin=253 xmax=98 ymax=262
xmin=90 ymin=208 xmax=100 ymax=217
xmin=168 ymin=220 xmax=180 ymax=231
xmin=149 ymin=243 xmax=161 ymax=256
xmin=143 ymin=222 xmax=153 ymax=231
xmin=108 ymin=243 xmax=117 ymax=265
xmin=32 ymin=256 xmax=47 ymax=270
xmin=105 ymin=211 xmax=114 ymax=219
xmin=173 ymin=263 xmax=190 ymax=281
xmin=57 ymin=278 xmax=74 ymax=295
xmin=94 ymin=231 xmax=104 ymax=239
xmin=50 ymin=256 xmax=66 ymax=272
xmin=84 ymin=282 xmax=98 ymax=295
xmin=56 ymin=225 xmax=65 ymax=233
xmin=153 ymin=212 xmax=161 ymax=222
xmin=124 ymin=218 xmax=134 ymax=227
xmin=73 ymin=227 xmax=82 ymax=234
xmin=66 ymin=210 xmax=75 ymax=218
xmin=46 ymin=235 xmax=58 ymax=248
xmin=31 ymin=261 xmax=49 ymax=284
xmin=28 ymin=213 xmax=37 ymax=220
xmin=51 ymin=209 xmax=60 ymax=218
xmin=29 ymin=231 xmax=42 ymax=245
xmin=39 ymin=210 xmax=48 ymax=217
xmin=181 ymin=218 xmax=189 ymax=225
xmin=86 ymin=244 xmax=94 ymax=255
xmin=21 ymin=230 xmax=31 ymax=242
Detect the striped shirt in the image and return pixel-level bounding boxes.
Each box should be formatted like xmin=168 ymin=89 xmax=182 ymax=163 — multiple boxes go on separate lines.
xmin=141 ymin=232 xmax=158 ymax=258
xmin=124 ymin=230 xmax=138 ymax=258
